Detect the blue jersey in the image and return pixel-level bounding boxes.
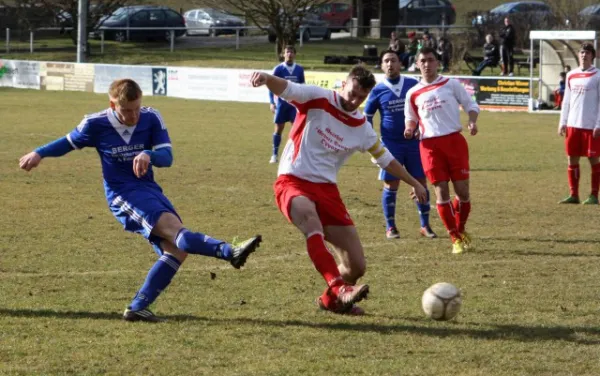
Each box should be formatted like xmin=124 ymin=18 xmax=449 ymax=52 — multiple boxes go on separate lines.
xmin=66 ymin=107 xmax=171 ymax=202
xmin=364 ymin=76 xmax=419 ymax=143
xmin=269 ymin=62 xmax=305 ymax=106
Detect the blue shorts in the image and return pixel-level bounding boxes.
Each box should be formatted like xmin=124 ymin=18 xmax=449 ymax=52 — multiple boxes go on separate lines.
xmin=378 ymin=139 xmax=425 ymax=181
xmin=274 ymin=101 xmax=297 ymax=124
xmin=109 ymin=188 xmax=181 ymax=255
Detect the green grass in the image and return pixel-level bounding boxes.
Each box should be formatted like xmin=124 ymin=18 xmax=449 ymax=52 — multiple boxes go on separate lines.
xmin=2 ymin=36 xmax=538 ymax=77
xmin=2 ymin=88 xmax=600 ymax=375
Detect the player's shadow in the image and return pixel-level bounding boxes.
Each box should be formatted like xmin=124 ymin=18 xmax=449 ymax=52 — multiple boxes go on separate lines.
xmin=170 ymin=315 xmax=600 ymax=345
xmin=2 ymin=308 xmax=599 ymax=345
xmin=0 ymin=308 xmax=122 ymax=321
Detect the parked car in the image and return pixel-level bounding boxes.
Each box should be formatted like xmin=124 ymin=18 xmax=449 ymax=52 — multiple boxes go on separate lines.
xmin=183 ymin=8 xmax=245 ymax=37
xmin=472 ymin=1 xmax=554 ymax=25
xmin=578 ymin=4 xmax=600 ymax=30
xmin=91 ymin=6 xmax=186 ymax=42
xmin=398 ymin=0 xmax=456 ymax=26
xmin=268 ymin=11 xmax=331 ymax=43
xmin=312 ymin=2 xmax=353 ymax=32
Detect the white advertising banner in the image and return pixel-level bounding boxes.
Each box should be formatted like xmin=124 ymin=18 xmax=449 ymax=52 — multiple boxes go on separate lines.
xmin=165 ymin=67 xmax=270 ymax=103
xmin=94 ymin=64 xmax=153 ymax=95
xmin=0 ymin=60 xmax=530 ymax=111
xmin=166 ymin=67 xmax=232 ymax=101
xmin=234 ymin=69 xmax=270 ymax=103
xmin=0 ymin=59 xmax=40 ymax=89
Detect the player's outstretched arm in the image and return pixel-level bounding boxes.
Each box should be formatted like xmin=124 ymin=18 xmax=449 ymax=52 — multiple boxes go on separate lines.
xmin=19 ymin=136 xmax=75 ymax=172
xmin=252 ymin=71 xmax=324 ymax=104
xmin=251 ymin=72 xmax=288 ymax=97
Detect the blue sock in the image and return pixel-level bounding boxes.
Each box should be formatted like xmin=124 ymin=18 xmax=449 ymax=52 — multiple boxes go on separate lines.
xmin=273 ymin=133 xmax=282 ymax=156
xmin=416 ymin=189 xmax=431 ymax=228
xmin=129 ymin=254 xmax=181 ymax=311
xmin=382 ymin=187 xmax=397 ymax=229
xmin=175 ymin=229 xmax=232 ymax=259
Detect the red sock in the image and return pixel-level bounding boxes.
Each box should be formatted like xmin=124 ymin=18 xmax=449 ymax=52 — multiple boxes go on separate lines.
xmin=306 ymin=232 xmax=343 ymax=288
xmin=452 ymin=197 xmax=471 ymax=233
xmin=437 ymin=201 xmax=460 ymax=242
xmin=592 ymin=164 xmax=600 ymax=197
xmin=568 ymin=164 xmax=580 ymax=198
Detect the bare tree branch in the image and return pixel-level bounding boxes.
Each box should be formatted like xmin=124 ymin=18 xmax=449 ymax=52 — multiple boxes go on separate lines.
xmin=198 ymin=0 xmax=332 ymax=58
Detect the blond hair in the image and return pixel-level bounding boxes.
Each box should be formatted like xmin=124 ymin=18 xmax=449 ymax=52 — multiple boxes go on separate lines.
xmin=109 ymin=79 xmax=142 ymax=104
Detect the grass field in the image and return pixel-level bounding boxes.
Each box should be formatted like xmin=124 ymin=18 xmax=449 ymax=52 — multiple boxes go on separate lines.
xmin=2 ymin=36 xmax=535 ymax=78
xmin=2 ymin=88 xmax=600 ymax=375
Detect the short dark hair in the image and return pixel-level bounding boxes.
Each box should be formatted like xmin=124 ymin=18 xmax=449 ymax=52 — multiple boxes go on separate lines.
xmin=348 ymin=65 xmax=376 ymax=90
xmin=417 ymin=46 xmax=438 ymax=60
xmin=559 ymin=72 xmax=566 ymax=78
xmin=379 ymin=49 xmax=400 ymax=64
xmin=284 ymin=45 xmax=296 ymax=54
xmin=580 ymin=42 xmax=596 ymax=58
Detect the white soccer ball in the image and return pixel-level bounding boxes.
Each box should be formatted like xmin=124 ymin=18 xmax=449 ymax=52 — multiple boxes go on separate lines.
xmin=421 ymin=282 xmax=462 ymax=321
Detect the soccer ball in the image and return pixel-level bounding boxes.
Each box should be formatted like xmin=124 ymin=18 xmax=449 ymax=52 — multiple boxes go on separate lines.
xmin=421 ymin=282 xmax=462 ymax=321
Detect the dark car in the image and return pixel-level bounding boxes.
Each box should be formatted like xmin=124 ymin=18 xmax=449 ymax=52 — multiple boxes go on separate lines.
xmin=472 ymin=1 xmax=555 ymax=25
xmin=577 ymin=4 xmax=600 ymax=29
xmin=183 ymin=8 xmax=245 ymax=36
xmin=91 ymin=6 xmax=186 ymax=42
xmin=312 ymin=2 xmax=353 ymax=32
xmin=268 ymin=11 xmax=331 ymax=43
xmin=398 ymin=0 xmax=456 ymax=26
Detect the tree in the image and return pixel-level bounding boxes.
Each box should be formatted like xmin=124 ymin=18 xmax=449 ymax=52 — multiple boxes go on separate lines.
xmin=0 ymin=0 xmax=57 ymax=33
xmin=199 ymin=0 xmax=332 ymax=58
xmin=545 ymin=0 xmax=596 ymax=30
xmin=39 ymin=0 xmax=132 ymax=54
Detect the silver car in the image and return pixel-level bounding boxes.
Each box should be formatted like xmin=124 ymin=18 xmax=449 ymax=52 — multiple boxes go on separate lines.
xmin=184 ymin=8 xmax=245 ymax=36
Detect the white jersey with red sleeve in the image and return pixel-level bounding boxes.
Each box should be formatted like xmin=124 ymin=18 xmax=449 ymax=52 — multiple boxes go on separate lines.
xmin=404 ymin=76 xmax=479 ymax=139
xmin=276 ymin=81 xmax=380 ymax=183
xmin=559 ymin=67 xmax=600 ymax=130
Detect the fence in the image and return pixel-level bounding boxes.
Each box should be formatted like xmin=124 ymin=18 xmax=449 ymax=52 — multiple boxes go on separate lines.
xmin=2 ymin=23 xmax=480 ymax=55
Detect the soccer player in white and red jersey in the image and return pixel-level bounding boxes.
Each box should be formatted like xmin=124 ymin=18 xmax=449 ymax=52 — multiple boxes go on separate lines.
xmin=404 ymin=47 xmax=480 ymax=255
xmin=558 ymin=43 xmax=600 ymax=205
xmin=250 ymin=66 xmax=428 ymax=315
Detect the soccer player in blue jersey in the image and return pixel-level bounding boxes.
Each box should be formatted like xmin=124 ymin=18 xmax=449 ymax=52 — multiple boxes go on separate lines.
xmin=364 ymin=50 xmax=437 ymax=239
xmin=19 ymin=79 xmax=262 ymax=322
xmin=268 ymin=45 xmax=305 ymax=164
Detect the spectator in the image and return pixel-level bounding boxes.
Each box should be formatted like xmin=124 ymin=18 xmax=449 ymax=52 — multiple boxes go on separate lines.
xmin=472 ymin=34 xmax=500 ymax=76
xmin=437 ymin=36 xmax=453 ymax=72
xmin=419 ymin=31 xmax=437 ymax=50
xmin=388 ymin=31 xmax=405 ymax=54
xmin=553 ymin=71 xmax=566 ymax=110
xmin=564 ymin=65 xmax=572 ymax=73
xmin=400 ymin=31 xmax=418 ymax=69
xmin=499 ymin=17 xmax=516 ymax=76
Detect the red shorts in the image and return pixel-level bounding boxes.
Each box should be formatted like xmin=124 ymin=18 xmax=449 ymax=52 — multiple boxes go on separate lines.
xmin=274 ymin=174 xmax=354 ymax=226
xmin=565 ymin=127 xmax=600 ymax=157
xmin=419 ymin=132 xmax=470 ymax=184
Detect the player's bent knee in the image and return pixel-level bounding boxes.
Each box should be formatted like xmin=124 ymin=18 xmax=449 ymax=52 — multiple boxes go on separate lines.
xmin=153 ymin=212 xmax=184 ymax=242
xmin=161 ymin=241 xmax=188 ymax=263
